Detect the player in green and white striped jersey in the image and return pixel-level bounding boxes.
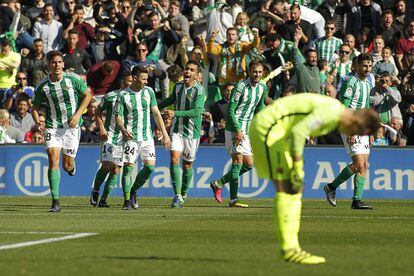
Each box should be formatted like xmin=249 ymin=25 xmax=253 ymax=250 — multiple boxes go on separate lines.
xmin=314 ymin=20 xmax=343 ymax=62
xmin=158 ymin=60 xmax=206 ymax=208
xmin=210 ymin=60 xmax=267 ymax=208
xmin=116 ymin=66 xmax=170 ymax=210
xmin=89 ymin=72 xmax=133 ymax=208
xmin=328 ymin=44 xmax=353 ymax=86
xmin=31 ymin=51 xmax=92 ymax=212
xmin=324 ymin=53 xmax=376 ymax=210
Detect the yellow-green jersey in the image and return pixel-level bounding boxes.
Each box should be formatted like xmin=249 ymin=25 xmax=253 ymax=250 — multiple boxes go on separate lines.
xmin=226 ymin=79 xmax=267 ymax=133
xmin=115 ymin=86 xmax=157 ymax=142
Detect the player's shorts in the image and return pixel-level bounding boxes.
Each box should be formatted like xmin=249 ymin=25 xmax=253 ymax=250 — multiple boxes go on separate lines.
xmin=249 ymin=118 xmax=292 ymax=181
xmin=341 ymin=134 xmax=370 ymax=156
xmin=44 ymin=127 xmax=80 ymax=158
xmin=225 ymin=130 xmax=253 ymax=156
xmin=100 ymin=142 xmax=123 ymax=166
xmin=170 ymin=132 xmax=200 ymax=162
xmin=122 ymin=139 xmax=156 ymax=164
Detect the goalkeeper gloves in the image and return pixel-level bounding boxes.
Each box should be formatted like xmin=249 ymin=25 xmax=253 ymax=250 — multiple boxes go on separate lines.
xmin=290 ymin=160 xmax=304 ymax=192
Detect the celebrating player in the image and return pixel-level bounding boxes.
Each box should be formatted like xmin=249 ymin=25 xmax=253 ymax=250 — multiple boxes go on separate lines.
xmin=115 ymin=66 xmax=170 ymax=210
xmin=32 ymin=50 xmax=92 ymax=212
xmin=158 ymin=60 xmax=206 ymax=208
xmin=89 ymin=72 xmax=133 ymax=208
xmin=209 ymin=60 xmax=267 ymax=207
xmin=323 ymin=53 xmax=375 ymax=209
xmin=249 ymin=93 xmax=380 ymax=264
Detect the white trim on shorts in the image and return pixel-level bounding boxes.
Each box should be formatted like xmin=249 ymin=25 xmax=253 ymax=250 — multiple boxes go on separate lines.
xmin=122 ymin=139 xmax=156 ymax=164
xmin=225 ymin=130 xmax=253 ymax=156
xmin=341 ymin=134 xmax=370 ymax=156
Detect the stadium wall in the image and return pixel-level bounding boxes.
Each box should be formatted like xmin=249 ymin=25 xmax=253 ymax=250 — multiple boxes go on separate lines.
xmin=0 ymin=145 xmax=413 ymax=199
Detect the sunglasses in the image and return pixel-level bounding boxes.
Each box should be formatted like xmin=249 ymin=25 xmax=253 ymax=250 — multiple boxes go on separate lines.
xmin=137 ymin=49 xmax=147 ymax=52
xmin=17 ymin=77 xmax=26 ymax=80
xmin=325 ymin=27 xmax=335 ymax=31
xmin=122 ymin=6 xmax=131 ymax=9
xmin=339 ymin=50 xmax=350 ymax=55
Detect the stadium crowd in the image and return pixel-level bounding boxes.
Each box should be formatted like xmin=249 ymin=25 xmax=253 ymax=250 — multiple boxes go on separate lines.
xmin=0 ymin=0 xmax=413 ymax=146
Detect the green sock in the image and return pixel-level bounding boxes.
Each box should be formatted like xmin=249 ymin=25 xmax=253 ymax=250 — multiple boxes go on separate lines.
xmin=353 ymin=174 xmax=366 ymax=200
xmin=131 ymin=165 xmax=155 ymax=192
xmin=122 ymin=166 xmax=134 ymax=200
xmin=181 ymin=167 xmax=193 ymax=196
xmin=48 ymin=169 xmax=60 ymax=200
xmin=218 ymin=163 xmax=253 ymax=187
xmin=274 ymin=192 xmax=302 ymax=251
xmin=229 ymin=163 xmax=242 ymax=200
xmin=93 ymin=166 xmax=109 ymax=191
xmin=101 ymin=173 xmax=119 ymax=200
xmin=239 ymin=163 xmax=252 ymax=176
xmin=330 ymin=166 xmax=355 ymax=189
xmin=170 ymin=164 xmax=182 ymax=195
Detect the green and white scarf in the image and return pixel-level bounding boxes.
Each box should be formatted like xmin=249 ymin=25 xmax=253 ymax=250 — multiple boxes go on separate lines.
xmin=220 ymin=42 xmax=243 ymax=79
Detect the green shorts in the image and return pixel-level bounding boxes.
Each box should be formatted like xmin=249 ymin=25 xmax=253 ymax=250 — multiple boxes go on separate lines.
xmin=249 ymin=116 xmax=293 ymax=181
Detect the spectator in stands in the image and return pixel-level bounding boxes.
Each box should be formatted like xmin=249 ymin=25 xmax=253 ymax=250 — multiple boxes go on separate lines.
xmin=328 ymin=44 xmax=353 ymax=86
xmin=314 ymin=19 xmax=343 ymax=62
xmin=372 ymin=46 xmax=398 ymax=77
xmin=235 ymin=12 xmax=254 ymax=43
xmin=200 ymin=111 xmax=215 ymax=144
xmin=211 ymin=83 xmax=233 ymax=124
xmin=168 ymin=0 xmax=191 ymax=50
xmin=395 ymin=20 xmax=414 ymax=72
xmin=388 ymin=116 xmax=406 ymax=146
xmin=0 ymin=0 xmax=14 ymax=32
xmin=344 ymin=34 xmax=361 ymax=60
xmin=82 ymin=0 xmax=96 ymax=27
xmin=87 ymin=60 xmax=121 ymax=101
xmin=0 ymin=109 xmax=24 ymax=143
xmin=32 ymin=4 xmax=63 ymax=53
xmin=31 ymin=130 xmax=44 ymax=144
xmin=394 ymin=0 xmax=407 ymax=30
xmin=206 ymin=0 xmax=233 ymax=45
xmin=25 ymin=0 xmax=45 ymax=23
xmin=346 ymin=0 xmax=382 ymax=38
xmin=371 ymin=36 xmax=386 ymax=64
xmin=10 ymin=95 xmax=35 ymax=135
xmin=370 ymin=72 xmax=402 ymax=124
xmin=87 ymin=25 xmax=124 ymax=64
xmin=80 ymin=100 xmax=100 ymax=143
xmin=378 ymin=10 xmax=403 ymax=51
xmin=93 ymin=0 xmax=128 ymax=35
xmin=0 ymin=38 xmax=21 ymax=101
xmin=20 ymin=38 xmax=48 ymax=87
xmin=280 ymin=4 xmax=313 ymax=53
xmin=402 ymin=98 xmax=414 ymax=145
xmin=62 ymin=29 xmax=92 ymax=76
xmin=317 ymin=0 xmax=348 ymax=37
xmin=3 ymin=72 xmax=34 ymax=113
xmin=250 ymin=0 xmax=272 ymax=36
xmin=207 ymin=26 xmax=260 ymax=86
xmin=25 ymin=112 xmax=45 ymax=143
xmin=63 ymin=5 xmax=95 ymax=50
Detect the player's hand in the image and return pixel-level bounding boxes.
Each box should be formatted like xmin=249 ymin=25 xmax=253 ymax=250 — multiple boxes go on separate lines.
xmin=162 ymin=134 xmax=171 ymax=150
xmin=99 ymin=129 xmax=108 ymax=141
xmin=210 ymin=29 xmax=219 ymax=40
xmin=283 ymin=61 xmax=293 ymax=71
xmin=347 ymin=135 xmax=356 ymax=144
xmin=69 ymin=114 xmax=81 ymax=128
xmin=290 ymin=160 xmax=304 ymax=193
xmin=233 ymin=131 xmax=244 ymax=146
xmin=122 ymin=129 xmax=134 ymax=140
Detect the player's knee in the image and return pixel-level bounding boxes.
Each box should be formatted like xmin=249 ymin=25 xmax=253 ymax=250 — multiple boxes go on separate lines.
xmin=111 ymin=166 xmax=121 ymax=175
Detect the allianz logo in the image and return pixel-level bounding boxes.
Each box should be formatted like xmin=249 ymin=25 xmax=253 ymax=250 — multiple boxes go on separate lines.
xmin=15 ymin=153 xmax=50 ymax=196
xmin=311 ymin=162 xmax=414 ymax=191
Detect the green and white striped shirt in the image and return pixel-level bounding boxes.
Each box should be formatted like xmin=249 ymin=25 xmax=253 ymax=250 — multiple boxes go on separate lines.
xmin=158 ymin=81 xmax=206 ymax=139
xmin=226 ymin=79 xmax=267 ymax=133
xmin=115 ymin=86 xmax=157 ymax=142
xmin=34 ymin=73 xmax=87 ymax=128
xmin=315 ymin=36 xmax=343 ymax=62
xmin=340 ymin=75 xmax=372 ymax=110
xmin=99 ymin=89 xmax=122 ymax=144
xmin=329 ymin=60 xmax=352 ymax=85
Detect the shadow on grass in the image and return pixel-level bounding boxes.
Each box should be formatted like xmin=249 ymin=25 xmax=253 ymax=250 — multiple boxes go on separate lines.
xmin=100 ymin=255 xmax=228 ymax=263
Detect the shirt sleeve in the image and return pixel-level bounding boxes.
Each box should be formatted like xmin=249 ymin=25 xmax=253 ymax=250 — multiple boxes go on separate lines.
xmin=114 ymin=94 xmax=124 ymax=116
xmin=33 ymin=85 xmax=44 ymax=109
xmin=158 ymin=84 xmax=178 ymax=109
xmin=226 ymin=84 xmax=243 ymax=132
xmin=71 ymin=74 xmax=87 ymax=96
xmin=148 ymin=88 xmax=157 ymax=107
xmin=174 ymin=86 xmax=206 ymax=118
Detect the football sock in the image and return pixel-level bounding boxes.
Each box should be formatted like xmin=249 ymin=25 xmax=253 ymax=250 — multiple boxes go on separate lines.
xmin=239 ymin=163 xmax=253 ymax=176
xmin=122 ymin=165 xmax=134 ymax=200
xmin=181 ymin=167 xmax=193 ymax=196
xmin=170 ymin=164 xmax=182 ymax=195
xmin=275 ymin=192 xmax=302 ymax=251
xmin=101 ymin=173 xmax=119 ymax=200
xmin=218 ymin=163 xmax=253 ymax=187
xmin=93 ymin=166 xmax=109 ymax=191
xmin=352 ymin=174 xmax=365 ymax=200
xmin=131 ymin=164 xmax=155 ymax=192
xmin=329 ymin=166 xmax=354 ymax=190
xmin=48 ymin=169 xmax=60 ymax=200
xmin=229 ymin=163 xmax=242 ymax=200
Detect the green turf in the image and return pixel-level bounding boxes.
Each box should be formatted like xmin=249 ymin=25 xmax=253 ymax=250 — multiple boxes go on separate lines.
xmin=0 ymin=197 xmax=413 ymax=276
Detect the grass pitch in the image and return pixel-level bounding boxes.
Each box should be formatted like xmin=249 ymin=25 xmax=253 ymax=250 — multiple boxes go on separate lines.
xmin=0 ymin=197 xmax=413 ymax=276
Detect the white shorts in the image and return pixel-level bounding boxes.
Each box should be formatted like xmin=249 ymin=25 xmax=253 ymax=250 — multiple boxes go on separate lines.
xmin=170 ymin=133 xmax=200 ymax=162
xmin=122 ymin=139 xmax=156 ymax=164
xmin=341 ymin=134 xmax=370 ymax=156
xmin=100 ymin=142 xmax=123 ymax=166
xmin=44 ymin=127 xmax=80 ymax=158
xmin=225 ymin=130 xmax=253 ymax=156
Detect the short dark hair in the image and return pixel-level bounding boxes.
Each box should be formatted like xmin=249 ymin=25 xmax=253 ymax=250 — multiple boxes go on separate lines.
xmin=317 ymin=59 xmax=328 ymax=70
xmin=131 ymin=66 xmax=149 ymax=76
xmin=305 ymin=48 xmax=317 ymax=57
xmin=33 ymin=38 xmax=43 ymax=44
xmin=290 ymin=4 xmax=300 ymax=11
xmin=74 ymin=5 xmax=84 ymax=12
xmin=68 ymin=29 xmax=79 ymax=36
xmin=166 ymin=64 xmax=184 ymax=80
xmin=382 ymin=9 xmax=394 ymax=17
xmin=47 ymin=50 xmax=63 ymax=62
xmin=249 ymin=60 xmax=264 ymax=70
xmin=325 ymin=19 xmax=336 ymax=26
xmin=43 ymin=3 xmax=54 ymax=10
xmin=355 ymin=109 xmax=381 ymax=135
xmin=265 ymin=33 xmax=281 ymax=43
xmin=148 ymin=11 xmax=159 ymax=19
xmin=356 ymin=53 xmax=373 ymax=64
xmin=186 ymin=60 xmax=201 ymax=72
xmin=0 ymin=38 xmax=12 ymax=47
xmin=226 ymin=27 xmax=238 ymax=34
xmin=16 ymin=93 xmax=31 ymax=105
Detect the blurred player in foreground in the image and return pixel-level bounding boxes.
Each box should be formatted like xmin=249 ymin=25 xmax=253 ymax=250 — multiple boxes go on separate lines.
xmin=249 ymin=93 xmax=380 ymax=264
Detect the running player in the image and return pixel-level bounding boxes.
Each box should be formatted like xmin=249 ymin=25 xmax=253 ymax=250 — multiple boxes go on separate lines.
xmin=89 ymin=72 xmax=133 ymax=207
xmin=209 ymin=60 xmax=267 ymax=207
xmin=158 ymin=60 xmax=206 ymax=208
xmin=249 ymin=93 xmax=380 ymax=264
xmin=323 ymin=53 xmax=375 ymax=209
xmin=32 ymin=50 xmax=92 ymax=212
xmin=116 ymin=66 xmax=170 ymax=210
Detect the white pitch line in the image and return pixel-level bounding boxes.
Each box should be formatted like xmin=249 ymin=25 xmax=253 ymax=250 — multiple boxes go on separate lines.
xmin=0 ymin=232 xmax=98 ymax=251
xmin=0 ymin=231 xmax=77 ymax=235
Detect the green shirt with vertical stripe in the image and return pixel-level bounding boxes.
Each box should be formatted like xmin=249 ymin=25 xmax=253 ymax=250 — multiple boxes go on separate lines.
xmin=226 ymin=79 xmax=267 ymax=133
xmin=340 ymin=74 xmax=372 ymax=110
xmin=33 ymin=73 xmax=87 ymax=129
xmin=315 ymin=36 xmax=343 ymax=62
xmin=158 ymin=81 xmax=206 ymax=139
xmin=329 ymin=60 xmax=352 ymax=85
xmin=115 ymin=86 xmax=157 ymax=142
xmin=98 ymin=89 xmax=123 ymax=144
